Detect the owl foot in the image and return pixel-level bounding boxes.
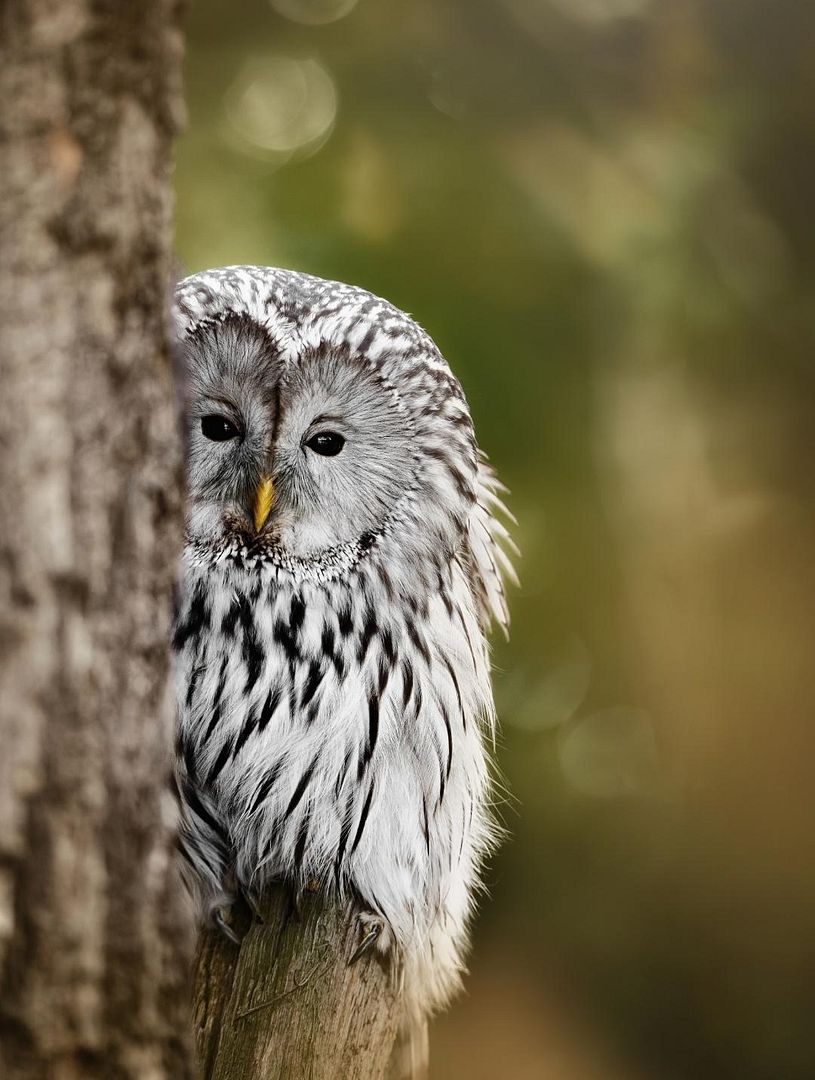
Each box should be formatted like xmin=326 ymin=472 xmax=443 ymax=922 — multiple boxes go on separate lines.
xmin=284 ymin=881 xmax=303 ymax=922
xmin=214 ymin=907 xmax=242 ymax=946
xmin=348 ymin=911 xmax=386 ymax=966
xmin=284 ymin=878 xmax=321 ymax=922
xmin=241 ymin=884 xmax=265 ymax=924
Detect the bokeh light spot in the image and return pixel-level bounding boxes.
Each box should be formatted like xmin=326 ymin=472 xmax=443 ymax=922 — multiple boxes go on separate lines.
xmin=270 ymin=0 xmax=359 ymax=26
xmin=223 ymin=56 xmax=337 ymax=163
xmin=559 ymin=707 xmax=662 ymax=798
xmin=504 ymin=637 xmax=592 ymax=731
xmin=550 ymin=0 xmax=651 ymax=23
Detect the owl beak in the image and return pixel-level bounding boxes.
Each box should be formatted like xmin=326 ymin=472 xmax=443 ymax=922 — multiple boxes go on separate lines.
xmin=252 ymin=477 xmax=275 ymax=533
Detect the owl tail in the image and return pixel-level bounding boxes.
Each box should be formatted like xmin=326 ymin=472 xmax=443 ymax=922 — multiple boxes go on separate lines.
xmin=386 ymin=1017 xmax=429 ymax=1080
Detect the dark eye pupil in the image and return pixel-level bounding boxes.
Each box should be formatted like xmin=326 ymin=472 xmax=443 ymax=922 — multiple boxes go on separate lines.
xmin=306 ymin=431 xmax=345 ymax=457
xmin=201 ymin=414 xmax=239 ymax=441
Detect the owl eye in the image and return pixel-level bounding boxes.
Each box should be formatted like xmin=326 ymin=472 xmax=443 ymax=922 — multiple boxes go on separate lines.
xmin=201 ymin=414 xmax=240 ymax=442
xmin=305 ymin=431 xmax=345 ymax=457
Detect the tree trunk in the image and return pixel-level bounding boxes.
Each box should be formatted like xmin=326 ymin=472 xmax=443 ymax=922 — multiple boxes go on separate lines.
xmin=0 ymin=2 xmax=194 ymax=1077
xmin=193 ymin=886 xmax=401 ymax=1080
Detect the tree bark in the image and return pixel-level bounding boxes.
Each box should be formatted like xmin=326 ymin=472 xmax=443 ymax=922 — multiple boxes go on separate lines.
xmin=193 ymin=887 xmax=401 ymax=1080
xmin=0 ymin=2 xmax=194 ymax=1078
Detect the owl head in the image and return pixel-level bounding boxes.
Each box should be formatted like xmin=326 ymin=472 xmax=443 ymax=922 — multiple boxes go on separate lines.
xmin=174 ymin=266 xmax=479 ymax=582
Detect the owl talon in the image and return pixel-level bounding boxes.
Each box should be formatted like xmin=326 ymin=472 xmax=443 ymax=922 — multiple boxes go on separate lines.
xmin=348 ymin=917 xmax=383 ymax=966
xmin=214 ymin=908 xmax=242 ymax=946
xmin=241 ymin=886 xmax=265 ymax=923
xmin=282 ymin=881 xmax=303 ymax=922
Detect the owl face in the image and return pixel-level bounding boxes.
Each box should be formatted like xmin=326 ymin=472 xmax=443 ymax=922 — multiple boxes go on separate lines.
xmin=180 ymin=312 xmax=417 ymax=561
xmin=175 ymin=266 xmax=479 ymax=577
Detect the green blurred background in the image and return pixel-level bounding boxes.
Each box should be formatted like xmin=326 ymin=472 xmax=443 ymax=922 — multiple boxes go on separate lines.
xmin=175 ymin=2 xmax=815 ymax=1076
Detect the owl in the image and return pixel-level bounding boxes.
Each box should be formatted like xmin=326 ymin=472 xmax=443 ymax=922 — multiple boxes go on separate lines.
xmin=171 ymin=265 xmax=515 ymax=1074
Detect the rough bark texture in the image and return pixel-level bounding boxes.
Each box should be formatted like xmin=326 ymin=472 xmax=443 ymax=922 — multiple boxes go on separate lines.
xmin=193 ymin=887 xmax=401 ymax=1080
xmin=0 ymin=2 xmax=194 ymax=1077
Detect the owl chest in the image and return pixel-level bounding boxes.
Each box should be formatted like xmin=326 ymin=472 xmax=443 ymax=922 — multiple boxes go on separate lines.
xmin=175 ymin=561 xmax=486 ymax=887
xmin=176 ymin=574 xmax=375 ymax=810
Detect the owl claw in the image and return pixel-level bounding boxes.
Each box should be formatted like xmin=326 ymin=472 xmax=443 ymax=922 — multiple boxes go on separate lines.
xmin=348 ymin=916 xmax=383 ymax=966
xmin=241 ymin=885 xmax=265 ymax=923
xmin=214 ymin=907 xmax=242 ymax=946
xmin=285 ymin=881 xmax=303 ymax=922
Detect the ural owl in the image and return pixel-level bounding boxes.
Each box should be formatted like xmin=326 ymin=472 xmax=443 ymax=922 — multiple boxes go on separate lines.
xmin=172 ymin=266 xmax=515 ymax=1074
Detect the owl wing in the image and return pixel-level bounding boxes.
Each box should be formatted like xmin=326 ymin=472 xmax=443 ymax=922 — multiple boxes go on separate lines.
xmin=466 ymin=450 xmax=518 ymax=638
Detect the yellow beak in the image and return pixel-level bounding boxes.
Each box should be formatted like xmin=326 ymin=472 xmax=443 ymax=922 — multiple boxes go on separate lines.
xmin=253 ymin=477 xmax=275 ymax=533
